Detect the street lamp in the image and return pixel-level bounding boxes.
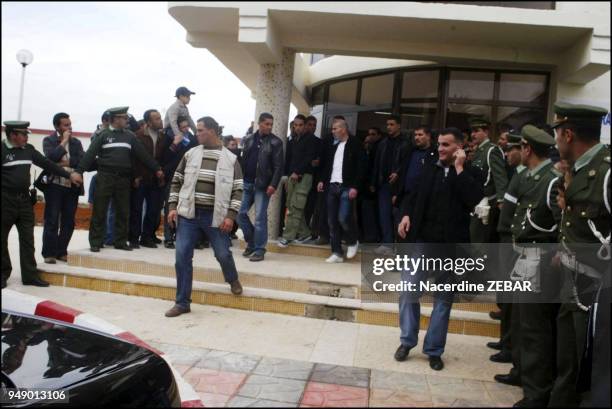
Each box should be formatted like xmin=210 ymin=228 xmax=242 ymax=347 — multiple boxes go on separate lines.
xmin=16 ymin=49 xmax=34 ymax=120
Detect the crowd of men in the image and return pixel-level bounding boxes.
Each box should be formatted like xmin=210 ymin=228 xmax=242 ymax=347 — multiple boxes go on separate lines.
xmin=1 ymin=84 xmax=609 ymax=407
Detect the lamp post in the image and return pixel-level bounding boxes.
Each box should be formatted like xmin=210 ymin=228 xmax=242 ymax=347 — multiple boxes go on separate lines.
xmin=16 ymin=49 xmax=34 ymax=120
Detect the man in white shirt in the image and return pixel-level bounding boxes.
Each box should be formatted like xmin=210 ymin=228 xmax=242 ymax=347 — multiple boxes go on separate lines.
xmin=317 ymin=118 xmax=366 ymax=263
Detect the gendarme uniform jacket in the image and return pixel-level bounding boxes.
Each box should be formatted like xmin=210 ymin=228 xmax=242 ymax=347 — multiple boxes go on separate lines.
xmin=506 ymin=160 xmax=562 ymax=243
xmin=497 ymin=165 xmax=526 ymax=238
xmin=560 ymin=144 xmax=611 ymax=271
xmin=471 ymin=139 xmax=508 ymax=203
xmin=2 ymin=139 xmax=71 ymax=192
xmin=77 ymin=126 xmax=160 ymax=176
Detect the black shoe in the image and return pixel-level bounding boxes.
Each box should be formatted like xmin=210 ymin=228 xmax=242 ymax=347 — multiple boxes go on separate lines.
xmin=23 ymin=277 xmax=50 ymax=287
xmin=90 ymin=246 xmax=101 ymax=253
xmin=164 ymin=241 xmax=175 ymax=249
xmin=152 ymin=236 xmax=162 ymax=244
xmin=494 ymin=373 xmax=522 ymax=387
xmin=487 ymin=341 xmax=503 ymax=350
xmin=129 ymin=241 xmax=140 ymax=249
xmin=429 ymin=356 xmax=444 ymax=371
xmin=114 ymin=244 xmax=133 ymax=251
xmin=513 ymin=398 xmax=547 ymax=408
xmin=490 ymin=351 xmax=512 ymax=363
xmin=394 ymin=344 xmax=411 ymax=361
xmin=249 ymin=253 xmax=264 ymax=262
xmin=314 ymin=237 xmax=330 ymax=246
xmin=489 ymin=310 xmax=502 ymax=320
xmin=140 ymin=239 xmax=157 ymax=248
xmin=242 ymin=248 xmax=255 ymax=257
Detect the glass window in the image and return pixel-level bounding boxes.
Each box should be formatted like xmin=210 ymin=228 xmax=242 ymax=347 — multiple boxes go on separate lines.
xmin=499 ymin=73 xmax=547 ymax=104
xmin=311 ymin=86 xmax=324 ymax=106
xmin=446 ymin=103 xmax=492 ymax=130
xmin=402 ymin=71 xmax=440 ymax=99
xmin=497 ymin=106 xmax=546 ymax=131
xmin=360 ymin=74 xmax=394 ymax=107
xmin=329 ymin=80 xmax=358 ymax=106
xmin=448 ymin=71 xmax=495 ymax=101
xmin=401 ymin=102 xmax=439 ymax=131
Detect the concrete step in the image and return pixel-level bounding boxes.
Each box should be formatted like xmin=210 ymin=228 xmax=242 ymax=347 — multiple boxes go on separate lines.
xmin=64 ymin=248 xmax=499 ymax=315
xmin=38 ymin=263 xmax=500 ymax=339
xmin=238 ymin=239 xmax=362 ymax=262
xmin=66 ymin=247 xmax=360 ymax=299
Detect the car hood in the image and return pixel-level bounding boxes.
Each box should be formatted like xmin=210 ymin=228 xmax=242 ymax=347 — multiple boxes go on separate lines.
xmin=1 ymin=311 xmax=156 ymax=390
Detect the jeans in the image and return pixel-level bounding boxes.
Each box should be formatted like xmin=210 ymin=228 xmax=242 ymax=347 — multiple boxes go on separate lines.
xmin=129 ymin=183 xmax=163 ymax=243
xmin=398 ymin=242 xmax=454 ymax=357
xmin=377 ymin=183 xmax=394 ymax=244
xmin=42 ymin=184 xmax=79 ymax=258
xmin=104 ymin=201 xmax=115 ymax=246
xmin=327 ymin=183 xmax=357 ymax=256
xmin=174 ymin=209 xmax=239 ymax=308
xmin=238 ymin=181 xmax=271 ymax=256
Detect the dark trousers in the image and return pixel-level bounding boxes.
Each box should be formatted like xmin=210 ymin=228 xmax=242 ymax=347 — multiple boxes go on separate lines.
xmin=549 ymin=302 xmax=589 ymax=407
xmin=89 ymin=171 xmax=131 ymax=248
xmin=42 ymin=184 xmax=79 ymax=258
xmin=311 ymin=190 xmax=329 ymax=240
xmin=1 ymin=191 xmax=38 ymax=282
xmin=359 ymin=197 xmax=380 ymax=243
xmin=518 ymin=302 xmax=560 ymax=403
xmin=129 ymin=183 xmax=163 ymax=243
xmin=327 ymin=183 xmax=357 ymax=256
xmin=377 ymin=183 xmax=394 ymax=243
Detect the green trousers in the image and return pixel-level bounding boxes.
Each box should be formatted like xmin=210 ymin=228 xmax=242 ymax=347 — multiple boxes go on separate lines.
xmin=90 ymin=171 xmax=131 ymax=248
xmin=1 ymin=191 xmax=39 ymax=282
xmin=282 ymin=174 xmax=313 ymax=240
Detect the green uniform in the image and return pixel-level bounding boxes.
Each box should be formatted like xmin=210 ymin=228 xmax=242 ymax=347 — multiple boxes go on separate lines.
xmin=77 ymin=123 xmax=160 ymax=249
xmin=549 ymin=143 xmax=611 ymax=407
xmin=508 ymin=159 xmax=563 ymax=405
xmin=2 ymin=134 xmax=71 ymax=285
xmin=469 ymin=139 xmax=508 ymax=242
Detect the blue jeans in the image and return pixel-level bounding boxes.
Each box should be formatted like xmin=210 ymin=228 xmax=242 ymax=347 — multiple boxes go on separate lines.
xmin=377 ymin=183 xmax=394 ymax=244
xmin=175 ymin=209 xmax=239 ymax=308
xmin=42 ymin=184 xmax=79 ymax=258
xmin=104 ymin=201 xmax=115 ymax=246
xmin=129 ymin=184 xmax=163 ymax=243
xmin=237 ymin=182 xmax=270 ymax=256
xmin=327 ymin=183 xmax=357 ymax=256
xmin=399 ymin=242 xmax=454 ymax=357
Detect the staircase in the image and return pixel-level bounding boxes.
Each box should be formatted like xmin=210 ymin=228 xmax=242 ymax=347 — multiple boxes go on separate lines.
xmin=38 ymin=239 xmax=500 ymax=338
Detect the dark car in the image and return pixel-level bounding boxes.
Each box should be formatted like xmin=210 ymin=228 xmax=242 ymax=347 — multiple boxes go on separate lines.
xmin=1 ymin=310 xmax=180 ymax=407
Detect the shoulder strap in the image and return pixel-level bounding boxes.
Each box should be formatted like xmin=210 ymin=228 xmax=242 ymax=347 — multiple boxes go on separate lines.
xmin=484 ymin=145 xmax=502 ymax=186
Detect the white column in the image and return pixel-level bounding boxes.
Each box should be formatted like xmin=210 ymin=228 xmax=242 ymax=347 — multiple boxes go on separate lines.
xmin=253 ymin=48 xmax=295 ymax=239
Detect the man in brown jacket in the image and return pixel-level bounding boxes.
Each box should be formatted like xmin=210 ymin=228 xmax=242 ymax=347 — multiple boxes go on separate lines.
xmin=129 ymin=110 xmax=166 ymax=248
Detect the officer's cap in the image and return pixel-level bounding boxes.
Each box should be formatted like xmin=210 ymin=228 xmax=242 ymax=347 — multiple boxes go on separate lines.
xmin=107 ymin=106 xmax=129 ymax=116
xmin=505 ymin=130 xmax=522 ymax=148
xmin=3 ymin=120 xmax=31 ymax=134
xmin=520 ymin=125 xmax=555 ymax=148
xmin=175 ymin=86 xmax=195 ymax=98
xmin=551 ymin=102 xmax=607 ymax=129
xmin=469 ymin=117 xmax=490 ymax=129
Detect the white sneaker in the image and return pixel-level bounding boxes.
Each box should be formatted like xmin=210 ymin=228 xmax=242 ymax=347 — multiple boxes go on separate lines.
xmin=325 ymin=254 xmax=344 ymax=263
xmin=346 ymin=241 xmax=359 ymax=259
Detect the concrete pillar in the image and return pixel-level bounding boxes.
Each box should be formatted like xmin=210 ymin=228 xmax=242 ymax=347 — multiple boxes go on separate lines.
xmin=253 ymin=48 xmax=295 ymax=239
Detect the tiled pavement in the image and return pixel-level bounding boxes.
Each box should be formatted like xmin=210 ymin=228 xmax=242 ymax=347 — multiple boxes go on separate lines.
xmin=151 ymin=341 xmax=524 ymax=408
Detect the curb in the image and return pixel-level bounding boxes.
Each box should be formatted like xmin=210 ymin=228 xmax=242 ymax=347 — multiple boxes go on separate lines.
xmin=1 ymin=288 xmax=203 ymax=408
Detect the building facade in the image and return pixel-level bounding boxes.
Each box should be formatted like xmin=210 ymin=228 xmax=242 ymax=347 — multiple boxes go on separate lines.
xmin=168 ymin=1 xmax=611 ymax=235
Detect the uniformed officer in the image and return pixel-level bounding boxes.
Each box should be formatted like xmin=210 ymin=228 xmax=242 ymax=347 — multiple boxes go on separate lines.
xmin=2 ymin=121 xmax=83 ymax=288
xmin=468 ymin=117 xmax=509 ymax=243
xmin=499 ymin=125 xmax=563 ymax=407
xmin=490 ymin=131 xmax=526 ymax=376
xmin=549 ymin=102 xmax=610 ymax=408
xmin=76 ymin=107 xmax=164 ymax=252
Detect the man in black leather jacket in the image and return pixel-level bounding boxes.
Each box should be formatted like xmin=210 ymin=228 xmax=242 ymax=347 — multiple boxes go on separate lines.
xmin=238 ymin=112 xmax=284 ymax=262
